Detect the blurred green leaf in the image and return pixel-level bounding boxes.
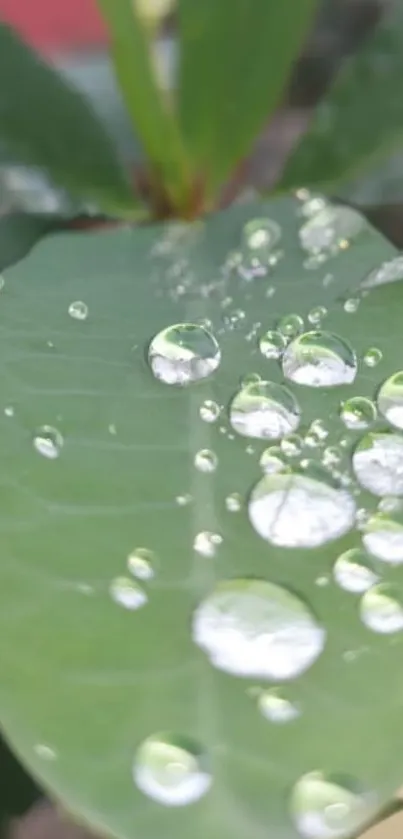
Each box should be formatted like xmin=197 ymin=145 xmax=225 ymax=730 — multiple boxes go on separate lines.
xmin=97 ymin=0 xmax=191 ymax=209
xmin=278 ymin=2 xmax=403 ymax=194
xmin=0 ymin=26 xmax=139 ymax=216
xmin=178 ymin=0 xmax=318 ymax=201
xmin=0 ymin=199 xmax=401 ymax=839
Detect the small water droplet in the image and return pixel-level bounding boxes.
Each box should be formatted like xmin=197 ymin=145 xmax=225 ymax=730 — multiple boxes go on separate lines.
xmin=281 ymin=434 xmax=303 ymax=457
xmin=258 ymin=329 xmax=287 ymax=359
xmin=360 ymin=583 xmax=403 ymax=634
xmin=194 ymin=449 xmax=218 ymax=473
xmin=127 ymin=548 xmax=155 ymax=580
xmin=343 ymin=298 xmax=360 ymax=314
xmin=362 ymin=513 xmax=403 ymax=565
xmin=333 ymin=548 xmax=378 ymax=593
xmin=308 ymin=306 xmax=327 ymax=326
xmin=278 ymin=313 xmax=304 ymax=339
xmin=68 ymin=300 xmax=88 ymax=321
xmin=193 ymin=531 xmax=222 ymax=557
xmin=299 ymin=195 xmax=328 ymax=219
xmin=199 ymin=400 xmax=220 ymax=423
xmin=229 ymin=381 xmax=301 ymax=440
xmin=242 ymin=217 xmax=281 ymax=262
xmin=291 ymin=771 xmax=375 ymax=839
xmin=34 ymin=744 xmax=57 ymax=761
xmin=322 ymin=446 xmax=342 ymax=467
xmin=360 ymin=255 xmax=403 ymax=289
xmin=353 ymin=431 xmax=403 ymax=496
xmin=4 ymin=406 xmax=14 ymax=417
xmin=283 ymin=331 xmax=357 ymax=387
xmin=148 ymin=323 xmax=221 ymax=385
xmin=260 ymin=447 xmax=287 ymax=475
xmin=176 ymin=493 xmax=192 ymax=506
xmin=378 ymin=495 xmax=403 ymax=514
xmin=339 ymin=397 xmax=376 ymax=430
xmin=377 ymin=371 xmax=403 ymax=429
xmin=257 ymin=688 xmax=300 ymax=723
xmin=299 ymin=205 xmax=366 ymax=255
xmin=363 ymin=347 xmax=382 ymax=368
xmin=110 ymin=576 xmax=147 ymax=610
xmin=192 ymin=578 xmax=326 ymax=680
xmin=133 ymin=733 xmax=211 ymax=806
xmin=33 ymin=425 xmax=63 ymax=459
xmin=225 ymin=493 xmax=242 ymax=512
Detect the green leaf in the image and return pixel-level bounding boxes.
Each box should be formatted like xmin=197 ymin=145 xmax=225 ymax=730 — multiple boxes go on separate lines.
xmin=0 ymin=198 xmax=401 ymax=839
xmin=278 ymin=3 xmax=403 ymax=194
xmin=0 ymin=213 xmax=58 ymax=273
xmin=0 ymin=25 xmax=138 ymax=216
xmin=178 ymin=0 xmax=318 ymax=200
xmin=97 ymin=0 xmax=191 ymax=209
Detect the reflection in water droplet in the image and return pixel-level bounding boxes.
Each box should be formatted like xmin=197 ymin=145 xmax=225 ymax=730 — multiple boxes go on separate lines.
xmin=260 ymin=447 xmax=287 ymax=475
xmin=377 ymin=372 xmax=403 ymax=429
xmin=225 ymin=493 xmax=242 ymax=512
xmin=360 ymin=255 xmax=403 ymax=290
xmin=322 ymin=446 xmax=342 ymax=468
xmin=127 ymin=548 xmax=155 ymax=580
xmin=339 ymin=397 xmax=376 ymax=430
xmin=148 ymin=323 xmax=221 ymax=385
xmin=343 ymin=298 xmax=360 ymax=314
xmin=194 ymin=449 xmax=218 ymax=473
xmin=199 ymin=400 xmax=220 ymax=423
xmin=283 ymin=331 xmax=357 ymax=387
xmin=68 ymin=300 xmax=88 ymax=321
xmin=242 ymin=217 xmax=281 ymax=262
xmin=363 ymin=347 xmax=382 ymax=368
xmin=229 ymin=381 xmax=301 ymax=440
xmin=258 ymin=688 xmax=300 ymax=724
xmin=352 ymin=432 xmax=403 ymax=496
xmin=281 ymin=434 xmax=303 ymax=457
xmin=259 ymin=329 xmax=287 ymax=359
xmin=249 ymin=471 xmax=356 ymax=548
xmin=308 ymin=307 xmax=327 ymax=327
xmin=33 ymin=425 xmax=63 ymax=459
xmin=193 ymin=531 xmax=222 ymax=557
xmin=133 ymin=733 xmax=211 ymax=806
xmin=299 ymin=205 xmax=366 ymax=255
xmin=192 ymin=578 xmax=325 ymax=680
xmin=278 ymin=314 xmax=304 ymax=339
xmin=110 ymin=577 xmax=147 ymax=610
xmin=291 ymin=771 xmax=375 ymax=839
xmin=360 ymin=584 xmax=403 ymax=634
xmin=333 ymin=548 xmax=378 ymax=593
xmin=240 ymin=372 xmax=261 ymax=388
xmin=363 ymin=513 xmax=403 ymax=565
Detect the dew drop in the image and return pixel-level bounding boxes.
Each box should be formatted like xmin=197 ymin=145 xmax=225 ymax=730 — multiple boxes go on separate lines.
xmin=308 ymin=306 xmax=327 ymax=326
xmin=192 ymin=578 xmax=326 ymax=680
xmin=377 ymin=371 xmax=403 ymax=429
xmin=193 ymin=531 xmax=222 ymax=557
xmin=352 ymin=432 xmax=403 ymax=496
xmin=360 ymin=255 xmax=403 ymax=289
xmin=290 ymin=771 xmax=375 ymax=839
xmin=362 ymin=513 xmax=403 ymax=565
xmin=333 ymin=548 xmax=378 ymax=593
xmin=257 ymin=688 xmax=300 ymax=724
xmin=299 ymin=205 xmax=366 ymax=255
xmin=68 ymin=300 xmax=88 ymax=321
xmin=322 ymin=446 xmax=342 ymax=467
xmin=299 ymin=195 xmax=328 ymax=219
xmin=133 ymin=733 xmax=211 ymax=806
xmin=360 ymin=583 xmax=403 ymax=634
xmin=194 ymin=449 xmax=218 ymax=473
xmin=229 ymin=381 xmax=301 ymax=440
xmin=339 ymin=397 xmax=376 ymax=430
xmin=282 ymin=331 xmax=357 ymax=387
xmin=176 ymin=493 xmax=192 ymax=506
xmin=278 ymin=313 xmax=304 ymax=339
xmin=259 ymin=447 xmax=287 ymax=475
xmin=363 ymin=347 xmax=382 ymax=368
xmin=110 ymin=576 xmax=147 ymax=610
xmin=127 ymin=548 xmax=155 ymax=580
xmin=248 ymin=471 xmax=356 ymax=548
xmin=240 ymin=372 xmax=261 ymax=388
xmin=258 ymin=329 xmax=287 ymax=359
xmin=242 ymin=217 xmax=281 ymax=261
xmin=34 ymin=744 xmax=57 ymax=761
xmin=148 ymin=323 xmax=221 ymax=385
xmin=199 ymin=400 xmax=220 ymax=423
xmin=343 ymin=298 xmax=360 ymax=314
xmin=225 ymin=493 xmax=242 ymax=512
xmin=4 ymin=406 xmax=14 ymax=418
xmin=33 ymin=425 xmax=63 ymax=459
xmin=281 ymin=434 xmax=303 ymax=457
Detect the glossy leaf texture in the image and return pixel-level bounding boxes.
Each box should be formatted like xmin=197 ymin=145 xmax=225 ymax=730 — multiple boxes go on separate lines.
xmin=0 ymin=197 xmax=402 ymax=839
xmin=0 ymin=25 xmax=138 ymax=215
xmin=178 ymin=0 xmax=318 ymax=201
xmin=278 ymin=2 xmax=403 ymax=194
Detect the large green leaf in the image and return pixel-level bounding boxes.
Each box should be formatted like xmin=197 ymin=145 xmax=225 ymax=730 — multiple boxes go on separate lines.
xmin=0 ymin=198 xmax=402 ymax=839
xmin=178 ymin=0 xmax=318 ymax=201
xmin=0 ymin=26 xmax=138 ymax=216
xmin=278 ymin=2 xmax=403 ymax=193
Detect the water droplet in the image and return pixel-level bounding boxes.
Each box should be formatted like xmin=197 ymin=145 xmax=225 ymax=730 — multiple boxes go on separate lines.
xmin=309 ymin=419 xmax=329 ymax=442
xmin=363 ymin=347 xmax=382 ymax=368
xmin=193 ymin=531 xmax=222 ymax=557
xmin=148 ymin=323 xmax=221 ymax=386
xmin=378 ymin=495 xmax=403 ymax=513
xmin=352 ymin=432 xmax=403 ymax=496
xmin=127 ymin=548 xmax=155 ymax=580
xmin=278 ymin=313 xmax=304 ymax=339
xmin=4 ymin=406 xmax=14 ymax=417
xmin=110 ymin=576 xmax=147 ymax=610
xmin=240 ymin=372 xmax=261 ymax=388
xmin=258 ymin=329 xmax=287 ymax=359
xmin=308 ymin=306 xmax=327 ymax=326
xmin=34 ymin=744 xmax=57 ymax=761
xmin=176 ymin=493 xmax=192 ymax=506
xmin=281 ymin=434 xmax=303 ymax=457
xmin=259 ymin=447 xmax=287 ymax=475
xmin=377 ymin=371 xmax=403 ymax=429
xmin=339 ymin=397 xmax=376 ymax=430
xmin=68 ymin=300 xmax=88 ymax=321
xmin=257 ymin=688 xmax=300 ymax=723
xmin=322 ymin=446 xmax=342 ymax=467
xmin=199 ymin=400 xmax=220 ymax=423
xmin=360 ymin=255 xmax=403 ymax=289
xmin=299 ymin=195 xmax=328 ymax=219
xmin=194 ymin=449 xmax=218 ymax=473
xmin=333 ymin=548 xmax=378 ymax=593
xmin=33 ymin=425 xmax=63 ymax=459
xmin=229 ymin=381 xmax=301 ymax=440
xmin=133 ymin=733 xmax=211 ymax=806
xmin=360 ymin=583 xmax=403 ymax=634
xmin=343 ymin=298 xmax=360 ymax=314
xmin=283 ymin=331 xmax=357 ymax=387
xmin=225 ymin=493 xmax=242 ymax=512
xmin=299 ymin=205 xmax=366 ymax=254
xmin=242 ymin=217 xmax=281 ymax=262
xmin=362 ymin=513 xmax=403 ymax=565
xmin=291 ymin=771 xmax=375 ymax=839
xmin=249 ymin=471 xmax=356 ymax=548
xmin=192 ymin=578 xmax=326 ymax=680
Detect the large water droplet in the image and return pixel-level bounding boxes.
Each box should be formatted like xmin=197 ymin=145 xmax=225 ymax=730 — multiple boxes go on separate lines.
xmin=127 ymin=548 xmax=155 ymax=580
xmin=339 ymin=397 xmax=376 ymax=430
xmin=291 ymin=771 xmax=375 ymax=839
xmin=257 ymin=688 xmax=300 ymax=724
xmin=360 ymin=255 xmax=403 ymax=290
xmin=300 ymin=205 xmax=366 ymax=255
xmin=249 ymin=470 xmax=356 ymax=548
xmin=258 ymin=329 xmax=287 ymax=359
xmin=242 ymin=217 xmax=281 ymax=262
xmin=110 ymin=576 xmax=147 ymax=610
xmin=199 ymin=400 xmax=220 ymax=423
xmin=148 ymin=323 xmax=221 ymax=385
xmin=229 ymin=381 xmax=301 ymax=440
xmin=360 ymin=583 xmax=403 ymax=634
xmin=377 ymin=372 xmax=403 ymax=429
xmin=362 ymin=513 xmax=403 ymax=565
xmin=192 ymin=578 xmax=325 ymax=680
xmin=352 ymin=432 xmax=403 ymax=497
xmin=282 ymin=331 xmax=357 ymax=387
xmin=333 ymin=548 xmax=378 ymax=593
xmin=194 ymin=449 xmax=218 ymax=473
xmin=133 ymin=733 xmax=211 ymax=806
xmin=68 ymin=300 xmax=88 ymax=321
xmin=33 ymin=425 xmax=63 ymax=459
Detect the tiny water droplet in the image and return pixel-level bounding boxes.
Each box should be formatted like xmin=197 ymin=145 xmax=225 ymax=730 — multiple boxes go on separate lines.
xmin=291 ymin=771 xmax=375 ymax=839
xmin=110 ymin=577 xmax=147 ymax=610
xmin=363 ymin=347 xmax=382 ymax=368
xmin=68 ymin=300 xmax=88 ymax=321
xmin=176 ymin=493 xmax=192 ymax=506
xmin=257 ymin=688 xmax=300 ymax=723
xmin=339 ymin=397 xmax=376 ymax=430
xmin=260 ymin=447 xmax=287 ymax=475
xmin=281 ymin=434 xmax=303 ymax=457
xmin=360 ymin=255 xmax=403 ymax=290
xmin=308 ymin=306 xmax=327 ymax=326
xmin=278 ymin=314 xmax=304 ymax=339
xmin=193 ymin=531 xmax=222 ymax=557
xmin=33 ymin=425 xmax=63 ymax=459
xmin=360 ymin=583 xmax=403 ymax=634
xmin=127 ymin=548 xmax=155 ymax=580
xmin=133 ymin=733 xmax=211 ymax=806
xmin=353 ymin=432 xmax=403 ymax=497
xmin=148 ymin=323 xmax=221 ymax=385
xmin=377 ymin=371 xmax=403 ymax=429
xmin=225 ymin=493 xmax=242 ymax=512
xmin=192 ymin=578 xmax=325 ymax=680
xmin=194 ymin=449 xmax=218 ymax=473
xmin=299 ymin=195 xmax=328 ymax=219
xmin=199 ymin=400 xmax=220 ymax=423
xmin=4 ymin=406 xmax=14 ymax=417
xmin=333 ymin=548 xmax=378 ymax=593
xmin=299 ymin=205 xmax=366 ymax=255
xmin=343 ymin=298 xmax=360 ymax=314
xmin=242 ymin=217 xmax=281 ymax=261
xmin=283 ymin=331 xmax=357 ymax=388
xmin=258 ymin=329 xmax=287 ymax=360
xmin=363 ymin=513 xmax=403 ymax=565
xmin=34 ymin=744 xmax=57 ymax=761
xmin=229 ymin=381 xmax=301 ymax=440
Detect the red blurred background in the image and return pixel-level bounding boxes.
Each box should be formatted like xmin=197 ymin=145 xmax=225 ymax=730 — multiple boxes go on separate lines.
xmin=0 ymin=0 xmax=107 ymax=52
